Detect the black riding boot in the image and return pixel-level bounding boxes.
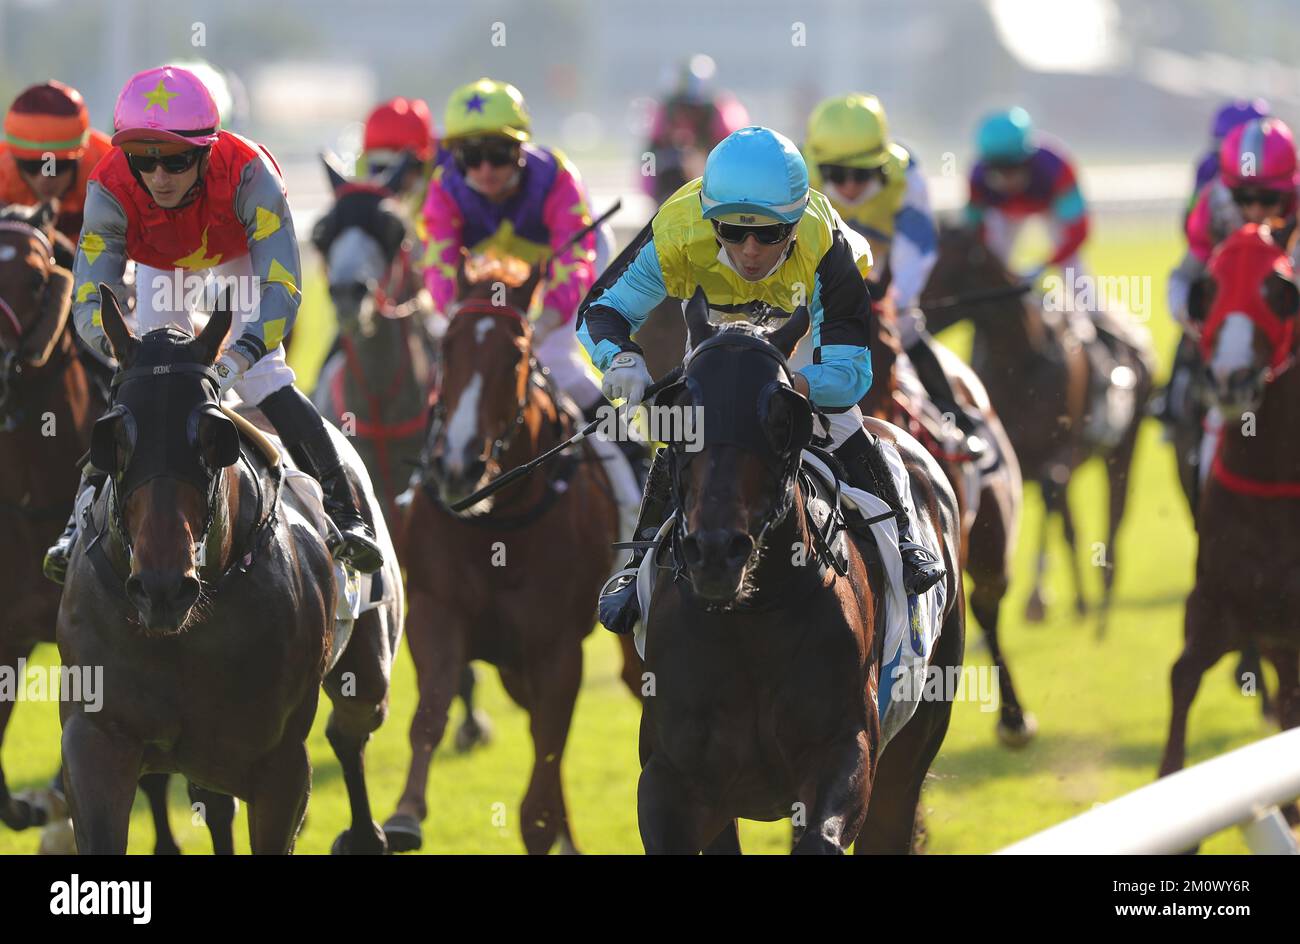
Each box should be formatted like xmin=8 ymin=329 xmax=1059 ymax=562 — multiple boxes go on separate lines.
xmin=905 ymin=335 xmax=988 ymax=460
xmin=833 ymin=428 xmax=946 ymax=595
xmin=597 ymin=446 xmax=673 ymax=635
xmin=259 ymin=385 xmax=384 ymax=574
xmin=42 ymin=469 xmax=103 ymax=585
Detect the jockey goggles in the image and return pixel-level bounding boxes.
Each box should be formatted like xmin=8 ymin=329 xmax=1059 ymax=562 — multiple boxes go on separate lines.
xmin=1232 ymin=187 xmax=1286 ymax=208
xmin=126 ymin=147 xmax=207 ymax=175
xmin=711 ymin=218 xmax=796 ymax=246
xmin=14 ymin=156 xmax=75 ymax=177
xmin=453 ymin=137 xmax=520 ymax=171
xmin=818 ymin=164 xmax=884 ymax=186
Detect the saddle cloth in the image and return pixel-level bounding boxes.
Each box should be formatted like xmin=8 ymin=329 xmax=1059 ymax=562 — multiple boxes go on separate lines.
xmin=634 ymin=439 xmax=947 ymax=750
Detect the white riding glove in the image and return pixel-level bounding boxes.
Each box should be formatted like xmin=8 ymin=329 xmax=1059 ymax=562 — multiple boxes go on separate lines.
xmin=601 ymin=351 xmax=651 ymax=408
xmin=214 ymin=350 xmax=250 ymax=397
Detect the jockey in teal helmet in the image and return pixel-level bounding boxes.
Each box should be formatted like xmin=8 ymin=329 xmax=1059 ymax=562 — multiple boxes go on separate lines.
xmin=976 ymin=107 xmax=1035 ymax=163
xmin=577 ymin=125 xmax=946 ymax=636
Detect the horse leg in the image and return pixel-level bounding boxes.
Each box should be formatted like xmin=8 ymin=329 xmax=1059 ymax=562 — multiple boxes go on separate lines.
xmin=61 ymin=714 xmax=142 ymax=854
xmin=1261 ymin=647 xmax=1300 ymax=824
xmin=792 ymin=732 xmax=873 ymax=854
xmin=703 ymin=820 xmax=742 ymax=854
xmin=509 ymin=647 xmax=583 ymax=855
xmin=638 ymin=754 xmax=727 ymax=855
xmin=453 ymin=663 xmax=493 ymax=753
xmin=188 ymin=783 xmax=237 ymax=855
xmin=0 ymin=642 xmax=47 ymax=831
xmin=1052 ymin=482 xmax=1088 ymax=618
xmin=386 ymin=592 xmax=463 ymax=851
xmin=1236 ymin=643 xmax=1274 ymax=721
xmin=970 ymin=582 xmax=1036 ymax=748
xmin=323 ymin=610 xmax=393 ymax=855
xmin=247 ymin=739 xmax=311 ymax=855
xmin=1024 ymin=497 xmax=1051 ymax=623
xmin=1158 ymin=594 xmax=1229 ymax=780
xmin=1099 ymin=425 xmax=1140 ymax=638
xmin=139 ymin=773 xmax=180 ymax=854
xmin=857 ymin=606 xmax=964 ymax=855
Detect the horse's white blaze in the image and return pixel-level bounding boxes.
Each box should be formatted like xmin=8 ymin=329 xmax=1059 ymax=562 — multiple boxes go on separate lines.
xmin=1210 ymin=313 xmax=1256 ymax=382
xmin=475 ymin=316 xmax=495 ymax=345
xmin=327 ymin=227 xmax=386 ymax=286
xmin=444 ymin=372 xmax=483 ymax=470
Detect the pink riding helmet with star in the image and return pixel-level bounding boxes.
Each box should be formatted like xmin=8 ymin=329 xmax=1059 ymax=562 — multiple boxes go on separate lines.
xmin=111 ymin=65 xmax=221 ymax=149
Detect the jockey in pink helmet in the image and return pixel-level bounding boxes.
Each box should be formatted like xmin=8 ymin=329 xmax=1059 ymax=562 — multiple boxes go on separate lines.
xmin=45 ymin=65 xmax=383 ymax=581
xmin=1161 ymin=116 xmax=1299 ymax=499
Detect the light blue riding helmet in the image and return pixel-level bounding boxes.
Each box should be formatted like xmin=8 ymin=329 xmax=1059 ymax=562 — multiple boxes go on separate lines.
xmin=976 ymin=107 xmax=1035 ymax=162
xmin=700 ymin=126 xmax=809 ymax=224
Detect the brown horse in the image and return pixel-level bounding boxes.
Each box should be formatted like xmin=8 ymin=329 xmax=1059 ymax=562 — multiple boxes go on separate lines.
xmin=0 ymin=202 xmax=90 ymax=834
xmin=860 ymin=302 xmax=1033 ymax=746
xmin=923 ymin=224 xmax=1154 ymax=634
xmin=384 ymin=257 xmax=635 ymax=854
xmin=638 ymin=296 xmax=964 ymax=854
xmin=58 ymin=288 xmax=402 ymax=854
xmin=1159 ymin=225 xmax=1300 ymax=797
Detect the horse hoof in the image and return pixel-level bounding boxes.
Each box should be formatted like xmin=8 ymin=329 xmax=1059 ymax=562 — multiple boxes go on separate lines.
xmin=39 ymin=818 xmax=77 ymax=855
xmin=997 ymin=713 xmax=1038 ymax=749
xmin=382 ymin=813 xmax=424 ymax=853
xmin=1024 ymin=595 xmax=1046 ymax=623
xmin=454 ymin=710 xmax=494 ymax=753
xmin=332 ymin=822 xmax=388 ymax=855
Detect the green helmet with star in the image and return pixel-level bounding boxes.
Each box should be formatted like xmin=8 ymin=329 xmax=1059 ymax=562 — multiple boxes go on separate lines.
xmin=443 ymin=78 xmax=531 ymax=143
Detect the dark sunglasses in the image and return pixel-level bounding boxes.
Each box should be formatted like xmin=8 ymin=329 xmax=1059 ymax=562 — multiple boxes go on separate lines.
xmin=1232 ymin=188 xmax=1285 ymax=208
xmin=711 ymin=219 xmax=796 ymax=245
xmin=126 ymin=148 xmax=206 ymax=175
xmin=15 ymin=157 xmax=75 ymax=177
xmin=819 ymin=164 xmax=882 ymax=186
xmin=454 ymin=139 xmax=519 ymax=170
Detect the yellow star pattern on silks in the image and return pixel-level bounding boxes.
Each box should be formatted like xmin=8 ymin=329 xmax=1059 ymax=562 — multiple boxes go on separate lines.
xmin=550 ymin=257 xmax=582 ymax=286
xmin=423 ymin=236 xmax=457 ymax=278
xmin=173 ymin=227 xmax=223 ymax=269
xmin=76 ymin=282 xmax=96 ymax=304
xmin=252 ymin=206 xmax=280 ymax=241
xmin=143 ymin=79 xmax=179 ymax=113
xmin=265 ymin=258 xmax=300 ymax=296
xmin=80 ymin=231 xmax=105 ymax=265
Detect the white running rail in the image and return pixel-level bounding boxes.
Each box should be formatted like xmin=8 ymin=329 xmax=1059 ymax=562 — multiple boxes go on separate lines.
xmin=998 ymin=728 xmax=1300 ymax=854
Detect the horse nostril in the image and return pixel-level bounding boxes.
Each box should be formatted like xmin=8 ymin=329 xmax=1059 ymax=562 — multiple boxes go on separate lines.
xmin=175 ymin=576 xmax=201 ymax=611
xmin=681 ymin=534 xmax=702 ymax=566
xmin=125 ymin=576 xmax=147 ymax=608
xmin=726 ymin=533 xmax=754 ymax=565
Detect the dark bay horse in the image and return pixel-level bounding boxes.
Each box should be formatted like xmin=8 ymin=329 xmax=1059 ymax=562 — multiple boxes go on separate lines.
xmin=638 ymin=297 xmax=964 ymax=854
xmin=861 ymin=301 xmax=1033 ymax=746
xmin=384 ymin=258 xmax=632 ymax=854
xmin=311 ymin=163 xmax=490 ymax=754
xmin=58 ymin=288 xmax=402 ymax=854
xmin=1159 ymin=225 xmax=1300 ymax=796
xmin=923 ymin=224 xmax=1154 ymax=634
xmin=0 ymin=202 xmax=91 ymax=835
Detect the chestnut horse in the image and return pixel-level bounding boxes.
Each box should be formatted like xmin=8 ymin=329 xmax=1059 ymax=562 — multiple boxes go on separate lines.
xmin=1159 ymin=225 xmax=1300 ymax=797
xmin=923 ymin=224 xmax=1154 ymax=634
xmin=58 ymin=288 xmax=402 ymax=854
xmin=638 ymin=295 xmax=964 ymax=853
xmin=385 ymin=259 xmax=633 ymax=854
xmin=860 ymin=303 xmax=1033 ymax=746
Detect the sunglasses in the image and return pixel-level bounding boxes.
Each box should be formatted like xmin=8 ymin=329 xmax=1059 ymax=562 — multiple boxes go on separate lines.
xmin=711 ymin=219 xmax=796 ymax=246
xmin=1232 ymin=188 xmax=1285 ymax=208
xmin=15 ymin=157 xmax=74 ymax=177
xmin=819 ymin=164 xmax=881 ymax=186
xmin=454 ymin=139 xmax=519 ymax=170
xmin=126 ymin=148 xmax=206 ymax=175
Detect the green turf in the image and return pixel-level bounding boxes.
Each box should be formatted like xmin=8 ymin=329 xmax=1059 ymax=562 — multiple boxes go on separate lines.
xmin=0 ymin=218 xmax=1279 ymax=854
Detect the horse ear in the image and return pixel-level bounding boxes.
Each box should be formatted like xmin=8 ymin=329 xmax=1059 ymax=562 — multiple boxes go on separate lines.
xmin=98 ymin=283 xmax=137 ymax=364
xmin=320 ymin=150 xmax=349 ymax=194
xmin=766 ymin=305 xmax=809 ymax=358
xmin=683 ymin=285 xmax=716 ymax=350
xmin=197 ymin=289 xmax=233 ymax=364
xmin=1265 ymin=270 xmax=1300 ymax=319
xmin=513 ymin=263 xmax=544 ymax=312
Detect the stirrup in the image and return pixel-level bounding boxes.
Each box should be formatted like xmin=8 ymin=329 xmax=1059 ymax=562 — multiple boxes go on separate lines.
xmin=600 ymin=566 xmax=639 ymax=597
xmin=899 ymin=541 xmax=945 ymax=595
xmin=598 ymin=566 xmax=641 ymax=635
xmin=326 ymin=520 xmax=384 ymax=574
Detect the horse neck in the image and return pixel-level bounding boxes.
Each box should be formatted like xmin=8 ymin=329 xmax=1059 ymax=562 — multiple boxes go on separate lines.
xmin=491 ymin=364 xmax=557 ymax=512
xmin=342 ymin=314 xmax=421 ymax=406
xmin=1218 ymin=364 xmax=1300 ymax=482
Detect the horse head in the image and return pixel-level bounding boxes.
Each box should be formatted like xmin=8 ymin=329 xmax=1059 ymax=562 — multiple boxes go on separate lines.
xmin=923 ymin=221 xmax=1024 ymax=334
xmin=659 ymin=287 xmax=813 ymax=604
xmin=1195 ymin=224 xmax=1300 ymax=417
xmin=312 ymin=156 xmax=412 ymax=337
xmin=0 ymin=202 xmax=75 ymax=428
xmin=421 ymin=254 xmax=540 ymax=508
xmin=90 ymin=285 xmax=240 ymax=634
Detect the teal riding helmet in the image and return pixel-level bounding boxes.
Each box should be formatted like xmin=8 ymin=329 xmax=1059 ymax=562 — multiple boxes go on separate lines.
xmin=700 ymin=126 xmax=809 ymax=224
xmin=977 ymin=107 xmax=1035 ymax=163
